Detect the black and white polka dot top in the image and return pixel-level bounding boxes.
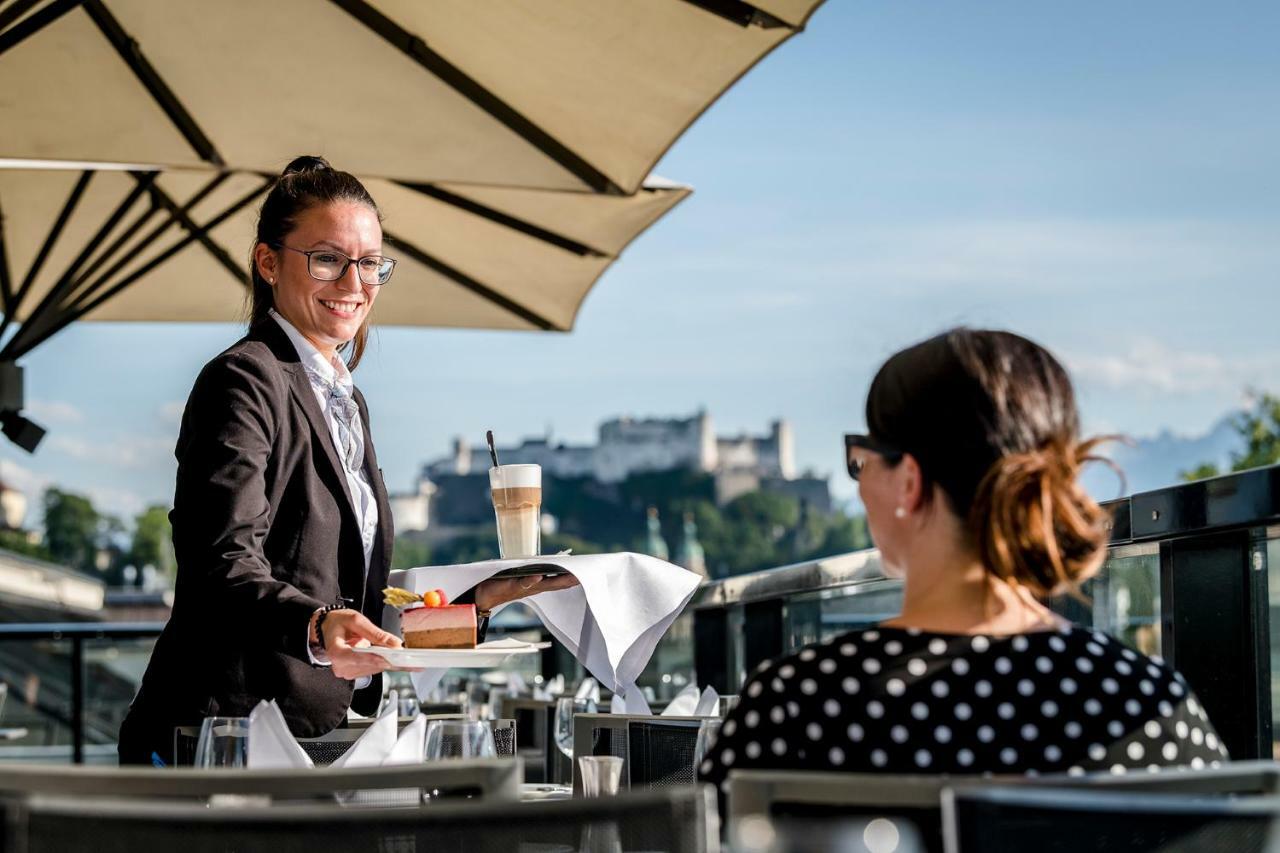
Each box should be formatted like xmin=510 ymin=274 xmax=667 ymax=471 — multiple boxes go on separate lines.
xmin=700 ymin=624 xmax=1226 ymax=788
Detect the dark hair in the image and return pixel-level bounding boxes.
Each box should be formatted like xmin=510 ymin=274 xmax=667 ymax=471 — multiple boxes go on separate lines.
xmin=865 ymin=328 xmax=1113 ymax=597
xmin=247 ymin=155 xmax=381 ymax=370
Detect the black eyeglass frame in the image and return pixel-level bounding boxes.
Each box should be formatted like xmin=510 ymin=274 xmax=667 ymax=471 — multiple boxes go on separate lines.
xmin=276 ymin=244 xmax=398 ymax=286
xmin=844 ymin=433 xmax=905 ymax=481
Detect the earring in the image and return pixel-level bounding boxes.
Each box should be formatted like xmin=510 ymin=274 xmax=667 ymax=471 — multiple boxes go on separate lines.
xmin=894 ymin=507 xmax=907 ymax=519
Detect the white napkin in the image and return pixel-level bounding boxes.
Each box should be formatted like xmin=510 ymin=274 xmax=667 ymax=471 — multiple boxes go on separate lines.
xmin=545 ymin=674 xmax=566 ymax=696
xmin=383 ymin=713 xmax=427 ymax=765
xmin=610 ymin=690 xmax=653 ymax=715
xmin=694 ymin=685 xmax=721 ymax=716
xmin=661 ymin=683 xmax=701 ymax=716
xmin=247 ymin=699 xmax=313 ymax=769
xmin=575 ymin=676 xmax=600 ymax=704
xmin=330 ymin=690 xmax=399 ymax=769
xmin=506 ymin=672 xmax=530 ymax=695
xmin=392 ymin=553 xmax=701 ymax=702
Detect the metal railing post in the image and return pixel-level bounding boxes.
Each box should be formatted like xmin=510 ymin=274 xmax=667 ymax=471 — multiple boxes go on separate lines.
xmin=70 ymin=636 xmax=84 ymax=764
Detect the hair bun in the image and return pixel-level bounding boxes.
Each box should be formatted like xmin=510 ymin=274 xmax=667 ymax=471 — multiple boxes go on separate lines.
xmin=970 ymin=435 xmax=1113 ymax=598
xmin=281 ymin=155 xmax=332 ymax=177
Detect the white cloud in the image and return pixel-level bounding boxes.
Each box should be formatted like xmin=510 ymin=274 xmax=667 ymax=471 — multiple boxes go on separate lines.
xmin=81 ymin=486 xmax=147 ymax=520
xmin=159 ymin=401 xmax=186 ymax=426
xmin=47 ymin=433 xmax=174 ymax=469
xmin=1065 ymin=339 xmax=1280 ymax=396
xmin=26 ymin=400 xmax=84 ymax=425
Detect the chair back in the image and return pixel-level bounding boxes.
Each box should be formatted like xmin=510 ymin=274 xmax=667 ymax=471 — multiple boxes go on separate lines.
xmin=1030 ymin=760 xmax=1280 ymax=796
xmin=727 ymin=769 xmax=979 ymax=853
xmin=628 ymin=718 xmax=704 ymax=789
xmin=0 ymin=759 xmax=521 ymax=802
xmin=500 ymin=697 xmax=559 ymax=783
xmin=9 ymin=784 xmax=719 ymax=853
xmin=942 ymin=785 xmax=1280 ymax=853
xmin=572 ymin=714 xmax=710 ymax=794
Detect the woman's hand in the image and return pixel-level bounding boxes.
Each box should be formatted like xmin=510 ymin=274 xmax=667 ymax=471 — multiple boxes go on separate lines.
xmin=474 ymin=573 xmax=581 ymax=612
xmin=312 ymin=609 xmax=412 ymax=680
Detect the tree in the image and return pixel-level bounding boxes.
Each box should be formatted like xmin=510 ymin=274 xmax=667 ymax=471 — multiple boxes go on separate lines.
xmin=0 ymin=528 xmax=51 ymax=561
xmin=42 ymin=488 xmax=101 ymax=574
xmin=129 ymin=505 xmax=175 ymax=584
xmin=1182 ymin=391 xmax=1280 ymax=481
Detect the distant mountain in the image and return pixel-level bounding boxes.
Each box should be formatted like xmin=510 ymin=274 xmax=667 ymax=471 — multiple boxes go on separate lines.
xmin=1081 ymin=415 xmax=1241 ymax=501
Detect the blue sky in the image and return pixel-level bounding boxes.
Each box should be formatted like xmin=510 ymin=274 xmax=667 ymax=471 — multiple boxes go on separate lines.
xmin=3 ymin=0 xmax=1278 ymax=523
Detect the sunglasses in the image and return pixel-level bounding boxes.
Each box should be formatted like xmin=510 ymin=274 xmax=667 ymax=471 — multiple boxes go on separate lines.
xmin=844 ymin=433 xmax=905 ymax=481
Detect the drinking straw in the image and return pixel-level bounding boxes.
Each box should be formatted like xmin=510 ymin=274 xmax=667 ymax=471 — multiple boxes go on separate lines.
xmin=486 ymin=430 xmax=500 ymax=468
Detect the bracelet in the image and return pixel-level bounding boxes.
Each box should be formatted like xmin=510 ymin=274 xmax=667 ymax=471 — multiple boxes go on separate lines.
xmin=315 ymin=604 xmax=345 ymax=652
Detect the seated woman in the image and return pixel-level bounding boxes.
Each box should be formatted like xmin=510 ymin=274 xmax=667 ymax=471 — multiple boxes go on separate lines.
xmin=700 ymin=329 xmax=1224 ymax=788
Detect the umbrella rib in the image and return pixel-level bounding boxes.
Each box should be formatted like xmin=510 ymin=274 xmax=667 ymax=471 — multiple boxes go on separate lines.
xmin=2 ymin=171 xmax=157 ymax=358
xmin=0 ymin=0 xmax=82 ymax=56
xmin=66 ymin=172 xmax=233 ymax=313
xmin=396 ymin=182 xmax=606 ymax=258
xmin=0 ymin=170 xmax=92 ymax=349
xmin=9 ymin=176 xmax=268 ymax=358
xmin=137 ymin=173 xmax=260 ymax=289
xmin=0 ymin=0 xmax=59 ymax=37
xmin=677 ymin=0 xmax=788 ymax=28
xmin=382 ymin=230 xmax=559 ymax=332
xmin=0 ymin=195 xmax=13 ymax=316
xmin=80 ymin=0 xmax=224 ymax=167
xmin=329 ymin=0 xmax=622 ymax=195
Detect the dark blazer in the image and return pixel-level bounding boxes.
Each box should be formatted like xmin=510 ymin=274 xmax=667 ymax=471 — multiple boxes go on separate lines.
xmin=118 ymin=319 xmax=394 ymax=765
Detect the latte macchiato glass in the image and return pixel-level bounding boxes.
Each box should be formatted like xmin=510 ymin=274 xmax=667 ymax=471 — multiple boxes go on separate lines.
xmin=489 ymin=464 xmax=541 ymax=558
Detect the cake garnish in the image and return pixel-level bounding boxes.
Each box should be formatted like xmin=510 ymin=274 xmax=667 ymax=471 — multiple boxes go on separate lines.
xmin=382 ymin=586 xmax=449 ymax=609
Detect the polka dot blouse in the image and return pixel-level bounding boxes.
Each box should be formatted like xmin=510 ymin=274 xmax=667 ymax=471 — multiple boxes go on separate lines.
xmin=699 ymin=625 xmax=1226 ymax=789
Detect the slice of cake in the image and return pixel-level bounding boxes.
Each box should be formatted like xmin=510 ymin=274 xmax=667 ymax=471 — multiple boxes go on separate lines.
xmin=400 ymin=603 xmax=477 ymax=649
xmin=384 ymin=586 xmax=478 ymax=649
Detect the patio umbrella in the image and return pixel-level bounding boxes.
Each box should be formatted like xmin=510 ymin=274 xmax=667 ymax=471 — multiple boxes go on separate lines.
xmin=0 ymin=164 xmax=690 ymax=449
xmin=0 ymin=0 xmax=824 ymax=193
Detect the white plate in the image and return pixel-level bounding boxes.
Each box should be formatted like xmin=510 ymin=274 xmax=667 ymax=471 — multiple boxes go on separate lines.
xmin=351 ymin=639 xmax=550 ymax=669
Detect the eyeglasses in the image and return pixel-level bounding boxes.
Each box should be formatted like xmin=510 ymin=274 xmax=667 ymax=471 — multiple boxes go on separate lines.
xmin=277 ymin=245 xmax=397 ymax=286
xmin=844 ymin=433 xmax=904 ymax=481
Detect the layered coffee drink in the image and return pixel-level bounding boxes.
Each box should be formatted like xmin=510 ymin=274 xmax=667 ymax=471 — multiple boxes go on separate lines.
xmin=489 ymin=464 xmax=541 ymax=558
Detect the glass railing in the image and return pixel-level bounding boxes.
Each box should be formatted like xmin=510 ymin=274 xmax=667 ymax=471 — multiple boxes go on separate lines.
xmin=674 ymin=464 xmax=1280 ymax=764
xmin=0 ymin=623 xmax=163 ymax=764
xmin=5 ymin=465 xmax=1278 ymax=766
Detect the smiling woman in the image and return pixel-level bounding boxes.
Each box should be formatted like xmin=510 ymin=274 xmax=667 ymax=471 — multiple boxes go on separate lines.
xmin=116 ymin=157 xmax=577 ymax=765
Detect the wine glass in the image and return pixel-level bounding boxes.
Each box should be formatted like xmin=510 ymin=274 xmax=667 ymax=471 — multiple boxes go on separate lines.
xmin=193 ymin=717 xmax=249 ymax=768
xmin=424 ymin=720 xmax=497 ymax=761
xmin=693 ymin=719 xmax=722 ymax=772
xmin=554 ymin=696 xmax=597 ymax=760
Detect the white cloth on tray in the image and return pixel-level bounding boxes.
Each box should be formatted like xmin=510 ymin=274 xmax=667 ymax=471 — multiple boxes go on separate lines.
xmin=390 ymin=552 xmax=701 ymax=706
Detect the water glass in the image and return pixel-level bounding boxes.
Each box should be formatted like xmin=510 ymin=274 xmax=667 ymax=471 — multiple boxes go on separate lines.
xmin=693 ymin=719 xmax=722 ymax=772
xmin=424 ymin=719 xmax=496 ymax=761
xmin=577 ymin=755 xmax=624 ymax=797
xmin=193 ymin=716 xmax=249 ymax=768
xmin=554 ymin=696 xmax=597 ymax=759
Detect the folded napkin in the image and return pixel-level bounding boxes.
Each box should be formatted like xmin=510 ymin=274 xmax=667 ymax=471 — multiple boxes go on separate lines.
xmin=247 ymin=699 xmax=314 ymax=769
xmin=392 ymin=553 xmax=701 ymax=702
xmin=383 ymin=713 xmax=427 ymax=766
xmin=658 ymin=685 xmax=720 ymax=717
xmin=545 ymin=674 xmax=566 ymax=696
xmin=330 ymin=690 xmax=400 ymax=769
xmin=610 ymin=691 xmax=653 ymax=715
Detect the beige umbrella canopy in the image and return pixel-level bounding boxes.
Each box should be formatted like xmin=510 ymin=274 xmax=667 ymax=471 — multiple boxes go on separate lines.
xmin=0 ymin=0 xmax=823 ymax=193
xmin=0 ymin=166 xmax=691 ymax=359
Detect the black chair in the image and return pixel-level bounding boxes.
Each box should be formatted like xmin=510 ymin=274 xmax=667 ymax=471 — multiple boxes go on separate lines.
xmin=727 ymin=770 xmax=996 ymax=853
xmin=573 ymin=714 xmax=711 ymax=794
xmin=629 ymin=718 xmax=704 ymax=789
xmin=9 ymin=785 xmax=720 ymax=853
xmin=500 ymin=697 xmax=560 ymax=783
xmin=0 ymin=759 xmax=521 ymax=803
xmin=941 ymin=785 xmax=1280 ymax=853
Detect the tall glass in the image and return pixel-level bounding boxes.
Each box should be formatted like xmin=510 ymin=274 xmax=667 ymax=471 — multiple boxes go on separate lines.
xmin=489 ymin=464 xmax=541 ymax=558
xmin=193 ymin=717 xmax=249 ymax=768
xmin=554 ymin=696 xmax=597 ymax=759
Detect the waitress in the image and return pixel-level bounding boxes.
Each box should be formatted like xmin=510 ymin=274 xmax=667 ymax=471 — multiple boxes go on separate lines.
xmin=118 ymin=156 xmax=574 ymax=765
